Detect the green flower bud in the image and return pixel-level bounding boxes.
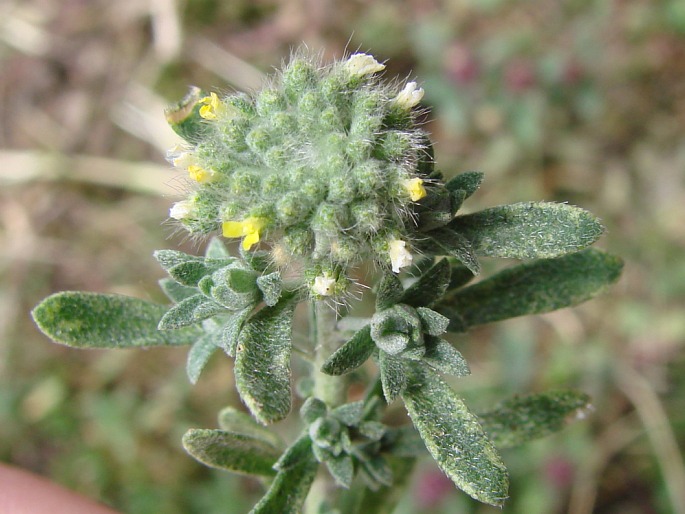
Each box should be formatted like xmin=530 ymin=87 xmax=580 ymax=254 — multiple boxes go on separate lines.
xmin=370 ymin=304 xmax=424 ymax=355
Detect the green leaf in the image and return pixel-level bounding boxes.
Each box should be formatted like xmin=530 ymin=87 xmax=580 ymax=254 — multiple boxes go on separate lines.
xmin=379 ymin=352 xmax=407 ymax=403
xmin=158 ymin=294 xmax=223 ymax=330
xmin=353 ymin=456 xmax=415 ymax=514
xmin=331 ymin=401 xmax=365 ymax=426
xmin=218 ymin=407 xmax=284 ymax=449
xmin=437 ymin=249 xmax=623 ymax=330
xmin=154 ymin=249 xmax=202 ymax=271
xmin=357 ymin=454 xmax=393 ymax=488
xmin=450 ymin=202 xmax=604 ymax=259
xmin=375 ymin=273 xmax=404 ymax=310
xmin=158 ymin=278 xmax=198 ymax=303
xmin=220 ymin=307 xmax=253 ymax=356
xmin=423 ymin=337 xmax=470 ymax=377
xmin=426 ymin=228 xmax=481 ymax=275
xmin=205 ymin=237 xmax=231 ymax=259
xmin=321 ymin=325 xmax=375 ymax=376
xmin=447 ymin=260 xmax=475 ymax=290
xmin=383 ymin=425 xmax=425 ymax=458
xmin=186 ymin=333 xmax=218 ymax=384
xmin=168 ymin=261 xmax=223 ymax=287
xmin=478 ymin=390 xmax=592 ymax=448
xmin=444 ymin=171 xmax=484 ymax=198
xmin=326 ymin=454 xmax=354 ymax=488
xmin=416 ymin=307 xmax=449 ymax=336
xmin=401 ymin=366 xmax=509 ymax=506
xmin=400 ymin=259 xmax=451 ymax=308
xmin=274 ymin=434 xmax=313 ymax=471
xmin=182 ymin=429 xmax=280 ymax=477
xmin=32 ymin=292 xmax=199 ymax=348
xmin=256 ymin=272 xmax=283 ymax=306
xmin=250 ymin=454 xmax=319 ymax=514
xmin=234 ymin=298 xmax=296 ymax=424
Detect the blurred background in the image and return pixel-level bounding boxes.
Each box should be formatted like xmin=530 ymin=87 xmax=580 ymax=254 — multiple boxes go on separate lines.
xmin=1 ymin=0 xmax=684 ymax=513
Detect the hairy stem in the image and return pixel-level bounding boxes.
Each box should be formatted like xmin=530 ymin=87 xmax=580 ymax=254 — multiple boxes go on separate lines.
xmin=310 ymin=301 xmax=348 ymax=407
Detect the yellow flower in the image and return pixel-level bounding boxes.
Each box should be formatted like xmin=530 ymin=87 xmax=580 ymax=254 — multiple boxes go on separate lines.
xmin=199 ymin=92 xmax=223 ymax=120
xmin=188 ymin=165 xmax=214 ymax=183
xmin=388 ymin=239 xmax=413 ymax=273
xmin=403 ymin=177 xmax=427 ymax=201
xmin=222 ymin=217 xmax=266 ymax=250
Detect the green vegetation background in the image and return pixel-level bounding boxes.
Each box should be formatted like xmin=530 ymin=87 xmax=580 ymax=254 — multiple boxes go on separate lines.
xmin=1 ymin=1 xmax=684 ymax=513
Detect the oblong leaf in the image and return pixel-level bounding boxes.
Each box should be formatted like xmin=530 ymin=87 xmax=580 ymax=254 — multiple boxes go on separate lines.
xmin=379 ymin=351 xmax=407 ymax=403
xmin=321 ymin=325 xmax=375 ymax=376
xmin=478 ymin=390 xmax=592 ymax=449
xmin=450 ymin=202 xmax=604 ymax=259
xmin=186 ymin=333 xmax=219 ymax=384
xmin=250 ymin=454 xmax=319 ymax=514
xmin=444 ymin=171 xmax=484 ymax=198
xmin=218 ymin=407 xmax=284 ymax=448
xmin=182 ymin=429 xmax=279 ymax=477
xmin=401 ymin=259 xmax=451 ymax=308
xmin=32 ymin=292 xmax=199 ymax=348
xmin=235 ymin=298 xmax=296 ymax=424
xmin=158 ymin=294 xmax=223 ymax=330
xmin=158 ymin=278 xmax=198 ymax=303
xmin=437 ymin=249 xmax=623 ymax=330
xmin=423 ymin=337 xmax=470 ymax=377
xmin=425 ymin=228 xmax=480 ymax=275
xmin=402 ymin=366 xmax=509 ymax=506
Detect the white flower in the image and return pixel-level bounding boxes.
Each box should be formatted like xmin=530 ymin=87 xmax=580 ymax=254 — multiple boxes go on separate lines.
xmin=166 ymin=145 xmax=196 ymax=169
xmin=388 ymin=239 xmax=413 ymax=273
xmin=345 ymin=53 xmax=385 ymax=77
xmin=312 ymin=274 xmax=337 ymax=296
xmin=169 ymin=200 xmax=195 ymax=220
xmin=395 ymin=82 xmax=424 ymax=109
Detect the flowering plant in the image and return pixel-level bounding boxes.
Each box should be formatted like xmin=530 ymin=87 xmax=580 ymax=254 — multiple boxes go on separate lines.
xmin=32 ymin=51 xmax=621 ymax=513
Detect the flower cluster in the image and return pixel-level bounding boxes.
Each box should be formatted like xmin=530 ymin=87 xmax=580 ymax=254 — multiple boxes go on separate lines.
xmin=165 ymin=52 xmax=438 ymax=299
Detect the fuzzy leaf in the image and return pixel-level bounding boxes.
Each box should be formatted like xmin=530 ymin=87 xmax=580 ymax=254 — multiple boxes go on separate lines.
xmin=275 ymin=434 xmax=313 ymax=471
xmin=321 ymin=325 xmax=375 ymax=376
xmin=438 ymin=249 xmax=623 ymax=330
xmin=402 ymin=366 xmax=509 ymax=506
xmin=167 ymin=261 xmax=223 ymax=287
xmin=158 ymin=294 xmax=223 ymax=330
xmin=234 ymin=298 xmax=296 ymax=424
xmin=401 ymin=259 xmax=451 ymax=308
xmin=217 ymin=407 xmax=284 ymax=449
xmin=158 ymin=278 xmax=198 ymax=303
xmin=32 ymin=292 xmax=199 ymax=348
xmin=478 ymin=390 xmax=592 ymax=448
xmin=331 ymin=401 xmax=365 ymax=426
xmin=326 ymin=454 xmax=354 ymax=488
xmin=220 ymin=307 xmax=253 ymax=356
xmin=300 ymin=397 xmax=327 ymax=424
xmin=448 ymin=261 xmax=476 ymax=290
xmin=427 ymin=228 xmax=481 ymax=275
xmin=250 ymin=454 xmax=319 ymax=514
xmin=205 ymin=237 xmax=231 ymax=259
xmin=423 ymin=337 xmax=470 ymax=377
xmin=416 ymin=307 xmax=450 ymax=336
xmin=182 ymin=429 xmax=280 ymax=477
xmin=186 ymin=333 xmax=218 ymax=384
xmin=375 ymin=273 xmax=404 ymax=310
xmin=154 ymin=249 xmax=202 ymax=271
xmin=358 ymin=455 xmax=393 ymax=488
xmin=256 ymin=272 xmax=283 ymax=306
xmin=383 ymin=425 xmax=425 ymax=458
xmin=450 ymin=202 xmax=604 ymax=259
xmin=444 ymin=171 xmax=484 ymax=198
xmin=353 ymin=456 xmax=415 ymax=514
xmin=379 ymin=352 xmax=407 ymax=403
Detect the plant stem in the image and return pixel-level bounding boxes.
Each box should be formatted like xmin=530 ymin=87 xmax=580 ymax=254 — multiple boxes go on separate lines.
xmin=304 ymin=301 xmax=348 ymax=514
xmin=310 ymin=300 xmax=347 ymax=407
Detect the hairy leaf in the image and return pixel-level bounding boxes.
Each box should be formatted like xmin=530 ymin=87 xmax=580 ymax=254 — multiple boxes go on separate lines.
xmin=402 ymin=366 xmax=509 ymax=506
xmin=250 ymin=454 xmax=319 ymax=514
xmin=218 ymin=407 xmax=284 ymax=448
xmin=427 ymin=228 xmax=481 ymax=275
xmin=326 ymin=454 xmax=354 ymax=488
xmin=401 ymin=259 xmax=451 ymax=308
xmin=182 ymin=429 xmax=280 ymax=477
xmin=32 ymin=292 xmax=199 ymax=348
xmin=158 ymin=278 xmax=198 ymax=303
xmin=444 ymin=171 xmax=484 ymax=198
xmin=186 ymin=333 xmax=218 ymax=384
xmin=423 ymin=337 xmax=470 ymax=377
xmin=321 ymin=325 xmax=375 ymax=376
xmin=379 ymin=352 xmax=407 ymax=403
xmin=375 ymin=273 xmax=404 ymax=310
xmin=220 ymin=307 xmax=253 ymax=356
xmin=158 ymin=294 xmax=223 ymax=330
xmin=479 ymin=390 xmax=592 ymax=448
xmin=256 ymin=271 xmax=282 ymax=306
xmin=438 ymin=249 xmax=623 ymax=330
xmin=234 ymin=298 xmax=296 ymax=424
xmin=450 ymin=202 xmax=604 ymax=259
